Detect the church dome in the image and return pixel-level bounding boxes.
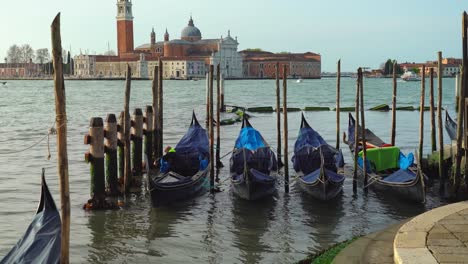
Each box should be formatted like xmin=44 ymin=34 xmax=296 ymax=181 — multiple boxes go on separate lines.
xmin=181 ymin=16 xmax=202 ymax=41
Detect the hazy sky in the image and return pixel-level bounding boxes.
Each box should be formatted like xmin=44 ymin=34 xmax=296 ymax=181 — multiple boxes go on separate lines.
xmin=0 ymin=0 xmax=466 ymax=71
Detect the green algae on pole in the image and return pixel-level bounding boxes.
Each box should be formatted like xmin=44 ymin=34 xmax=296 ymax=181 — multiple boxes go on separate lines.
xmin=51 ymin=12 xmax=70 ymax=263
xmin=105 ymin=114 xmax=119 ymax=196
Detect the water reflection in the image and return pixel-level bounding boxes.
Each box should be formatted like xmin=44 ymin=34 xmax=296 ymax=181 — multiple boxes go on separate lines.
xmin=231 ymin=193 xmax=277 ymax=264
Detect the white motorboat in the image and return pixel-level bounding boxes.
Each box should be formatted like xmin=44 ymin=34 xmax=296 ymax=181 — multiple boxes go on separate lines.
xmin=401 ymin=71 xmax=421 ymax=82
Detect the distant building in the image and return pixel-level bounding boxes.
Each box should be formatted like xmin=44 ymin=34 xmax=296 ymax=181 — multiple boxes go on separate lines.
xmin=0 ymin=60 xmax=42 ymax=78
xmin=240 ymin=50 xmax=321 ymax=79
xmin=399 ymin=58 xmax=461 ymax=77
xmin=74 ymin=0 xmax=243 ymax=79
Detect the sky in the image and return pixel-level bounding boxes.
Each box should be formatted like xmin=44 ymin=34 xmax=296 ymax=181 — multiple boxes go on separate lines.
xmin=0 ymin=0 xmax=466 ymax=72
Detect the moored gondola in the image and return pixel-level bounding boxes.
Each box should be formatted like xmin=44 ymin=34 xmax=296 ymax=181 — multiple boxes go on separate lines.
xmin=292 ymin=114 xmax=345 ymax=200
xmin=230 ymin=117 xmax=278 ymax=200
xmin=345 ymin=113 xmax=426 ymax=203
xmin=1 ymin=169 xmax=61 ymax=264
xmin=149 ymin=112 xmax=210 ymax=206
xmin=445 ymin=110 xmax=457 ymax=141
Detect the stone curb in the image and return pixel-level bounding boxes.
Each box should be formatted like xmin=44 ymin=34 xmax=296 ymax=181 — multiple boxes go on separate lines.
xmin=393 ymin=201 xmax=468 ymax=264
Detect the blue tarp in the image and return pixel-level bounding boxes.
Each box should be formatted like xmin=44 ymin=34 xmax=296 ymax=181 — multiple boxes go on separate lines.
xmin=292 ymin=118 xmax=342 ymax=174
xmin=302 ymin=168 xmax=345 ymax=183
xmin=382 ymin=169 xmax=416 ymax=183
xmin=234 ymin=127 xmax=266 ymax=151
xmin=175 ymin=121 xmax=209 ymax=156
xmin=1 ymin=175 xmax=61 ymax=264
xmin=399 ymin=152 xmax=414 ymax=170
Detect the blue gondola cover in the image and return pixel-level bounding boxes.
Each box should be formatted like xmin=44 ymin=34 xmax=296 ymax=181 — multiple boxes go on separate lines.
xmin=1 ymin=176 xmax=61 ymax=264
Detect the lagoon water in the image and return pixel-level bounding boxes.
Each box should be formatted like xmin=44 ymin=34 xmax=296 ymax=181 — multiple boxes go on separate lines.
xmin=0 ymin=78 xmax=456 ymax=263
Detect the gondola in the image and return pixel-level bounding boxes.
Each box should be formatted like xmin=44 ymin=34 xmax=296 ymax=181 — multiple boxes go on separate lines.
xmin=445 ymin=110 xmax=457 ymax=141
xmin=1 ymin=169 xmax=61 ymax=264
xmin=149 ymin=112 xmax=210 ymax=206
xmin=292 ymin=114 xmax=345 ymax=200
xmin=230 ymin=117 xmax=278 ymax=200
xmin=345 ymin=113 xmax=426 ymax=203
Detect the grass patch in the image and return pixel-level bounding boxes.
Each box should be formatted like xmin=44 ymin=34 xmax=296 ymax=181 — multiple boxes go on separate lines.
xmin=297 ymin=237 xmax=359 ymax=264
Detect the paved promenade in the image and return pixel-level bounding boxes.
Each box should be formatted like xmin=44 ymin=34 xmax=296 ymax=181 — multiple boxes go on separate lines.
xmin=394 ymin=201 xmax=468 ymax=264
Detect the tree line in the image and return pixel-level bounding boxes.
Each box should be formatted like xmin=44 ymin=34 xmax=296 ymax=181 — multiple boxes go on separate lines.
xmin=4 ymin=44 xmax=51 ymax=64
xmin=380 ymin=59 xmax=404 ymax=75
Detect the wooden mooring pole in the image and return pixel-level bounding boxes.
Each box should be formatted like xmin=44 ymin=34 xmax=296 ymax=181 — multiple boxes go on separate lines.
xmin=437 ymin=52 xmax=444 ymax=194
xmin=152 ymin=65 xmax=159 ymax=163
xmin=157 ymin=59 xmax=163 ymax=160
xmin=104 ymin=114 xmax=119 ymax=196
xmin=359 ymin=68 xmax=368 ymax=190
xmin=283 ymin=65 xmax=289 ymax=194
xmin=391 ymin=62 xmax=397 ymax=146
xmin=206 ymin=72 xmax=210 ymax=128
xmin=455 ymin=73 xmax=460 ymax=112
xmin=123 ymin=65 xmax=132 ymax=194
xmin=209 ymin=65 xmax=215 ymax=192
xmin=336 ymin=59 xmax=341 ymax=150
xmin=84 ymin=118 xmax=105 ymax=204
xmin=455 ymin=12 xmax=468 ymax=195
xmin=51 ymin=13 xmax=70 ymax=263
xmin=220 ymin=74 xmax=225 ymax=112
xmin=430 ymin=68 xmax=436 ymax=152
xmin=353 ymin=68 xmax=361 ymax=194
xmin=419 ymin=66 xmax=426 ymax=168
xmin=216 ymin=64 xmax=223 ymax=168
xmin=118 ymin=111 xmax=124 ymax=183
xmin=131 ymin=108 xmax=143 ymax=187
xmin=144 ymin=106 xmax=154 ymax=168
xmin=276 ymin=62 xmax=283 ymax=168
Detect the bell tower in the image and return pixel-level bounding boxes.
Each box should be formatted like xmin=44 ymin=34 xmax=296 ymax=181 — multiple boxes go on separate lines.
xmin=116 ymin=0 xmax=134 ymax=56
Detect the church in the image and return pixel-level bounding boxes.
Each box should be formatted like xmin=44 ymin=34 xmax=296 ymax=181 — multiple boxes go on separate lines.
xmin=74 ymin=0 xmax=243 ymax=79
xmin=74 ymin=0 xmax=321 ymax=79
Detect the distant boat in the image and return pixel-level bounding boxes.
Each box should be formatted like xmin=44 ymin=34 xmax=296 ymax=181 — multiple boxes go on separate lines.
xmin=296 ymin=78 xmax=303 ymax=83
xmin=401 ymin=71 xmax=421 ymax=82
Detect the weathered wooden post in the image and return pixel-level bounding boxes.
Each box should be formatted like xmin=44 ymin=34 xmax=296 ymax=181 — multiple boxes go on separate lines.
xmin=353 ymin=68 xmax=361 ymax=194
xmin=206 ymin=72 xmax=210 ymax=128
xmin=84 ymin=118 xmax=105 ymax=203
xmin=276 ymin=62 xmax=283 ymax=168
xmin=455 ymin=73 xmax=460 ymax=112
xmin=158 ymin=59 xmax=163 ymax=159
xmin=216 ymin=64 xmax=223 ymax=168
xmin=419 ymin=66 xmax=426 ymax=168
xmin=118 ymin=111 xmax=124 ymax=182
xmin=131 ymin=108 xmax=143 ymax=187
xmin=359 ymin=68 xmax=368 ymax=189
xmin=391 ymin=62 xmax=397 ymax=146
xmin=336 ymin=59 xmax=341 ymax=150
xmin=437 ymin=52 xmax=444 ymax=193
xmin=430 ymin=68 xmax=436 ymax=152
xmin=220 ymin=73 xmax=225 ymax=112
xmin=209 ymin=65 xmax=215 ymax=191
xmin=104 ymin=114 xmax=119 ymax=196
xmin=283 ymin=65 xmax=289 ymax=194
xmin=51 ymin=13 xmax=70 ymax=263
xmin=123 ymin=65 xmax=132 ymax=194
xmin=144 ymin=105 xmax=154 ymax=168
xmin=455 ymin=12 xmax=468 ymax=195
xmin=152 ymin=65 xmax=159 ymax=163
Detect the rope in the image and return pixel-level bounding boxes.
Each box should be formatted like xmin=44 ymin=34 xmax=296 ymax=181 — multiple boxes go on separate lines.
xmin=0 ymin=118 xmax=63 ymax=158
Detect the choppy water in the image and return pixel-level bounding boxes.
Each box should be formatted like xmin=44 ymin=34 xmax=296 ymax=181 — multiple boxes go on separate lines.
xmin=0 ymin=78 xmax=456 ymax=263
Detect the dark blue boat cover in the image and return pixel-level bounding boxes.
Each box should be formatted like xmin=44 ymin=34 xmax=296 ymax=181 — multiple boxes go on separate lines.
xmin=1 ymin=175 xmax=61 ymax=264
xmin=231 ymin=121 xmax=277 ymax=175
xmin=234 ymin=127 xmax=266 ymax=151
xmin=292 ymin=120 xmax=343 ymax=174
xmin=175 ymin=119 xmax=209 ymax=156
xmin=382 ymin=169 xmax=416 ymax=183
xmin=302 ymin=168 xmax=345 ymax=183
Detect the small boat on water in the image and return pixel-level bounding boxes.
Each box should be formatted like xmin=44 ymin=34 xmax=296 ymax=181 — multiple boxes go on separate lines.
xmin=296 ymin=78 xmax=303 ymax=83
xmin=401 ymin=71 xmax=421 ymax=82
xmin=345 ymin=114 xmax=426 ymax=203
xmin=230 ymin=117 xmax=278 ymax=200
xmin=292 ymin=114 xmax=345 ymax=200
xmin=1 ymin=169 xmax=61 ymax=264
xmin=445 ymin=110 xmax=458 ymax=141
xmin=149 ymin=112 xmax=210 ymax=206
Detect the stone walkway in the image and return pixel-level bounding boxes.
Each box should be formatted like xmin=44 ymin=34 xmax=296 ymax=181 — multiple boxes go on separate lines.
xmin=394 ymin=201 xmax=468 ymax=264
xmin=333 ymin=221 xmax=407 ymax=264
